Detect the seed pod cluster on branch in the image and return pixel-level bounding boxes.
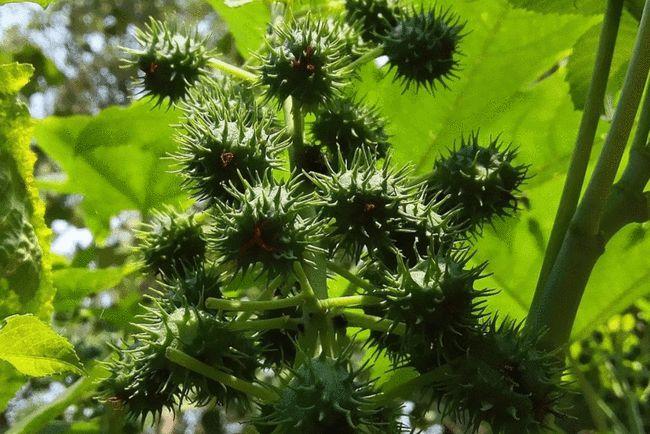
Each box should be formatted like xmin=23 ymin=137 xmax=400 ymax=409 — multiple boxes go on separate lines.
xmin=103 ymin=4 xmax=566 ymax=432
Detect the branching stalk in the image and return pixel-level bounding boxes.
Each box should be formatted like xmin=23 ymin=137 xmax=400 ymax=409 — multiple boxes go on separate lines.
xmin=342 ymin=310 xmax=405 ymax=335
xmin=527 ymin=0 xmax=650 ymax=348
xmin=166 ymin=347 xmax=278 ymax=402
xmin=206 ymin=293 xmax=306 ymax=312
xmin=535 ymin=0 xmax=625 ymax=293
xmin=318 ymin=295 xmax=381 ymax=309
xmin=349 ymin=45 xmax=385 ymax=70
xmin=208 ymin=58 xmax=257 ymax=81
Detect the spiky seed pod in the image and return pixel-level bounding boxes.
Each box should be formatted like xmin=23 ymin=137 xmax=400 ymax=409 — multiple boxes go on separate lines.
xmin=372 ymin=190 xmax=458 ymax=271
xmin=367 ymin=251 xmax=490 ymax=370
xmin=155 ymin=262 xmax=222 ymax=308
xmin=124 ymin=18 xmax=211 ymax=106
xmin=174 ymin=85 xmax=287 ymax=203
xmin=382 ymin=7 xmax=465 ymax=92
xmin=345 ymin=0 xmax=402 ymax=43
xmin=99 ymin=350 xmax=180 ymax=423
xmin=138 ymin=303 xmax=260 ymax=407
xmin=309 ymin=150 xmax=419 ymax=261
xmin=135 ymin=207 xmax=206 ymax=279
xmin=258 ymin=16 xmax=354 ymax=111
xmin=440 ymin=319 xmax=568 ymax=433
xmin=311 ymin=95 xmax=391 ymax=164
xmin=209 ymin=174 xmax=324 ymax=279
xmin=426 ymin=133 xmax=528 ymax=231
xmin=256 ymin=353 xmax=403 ymax=433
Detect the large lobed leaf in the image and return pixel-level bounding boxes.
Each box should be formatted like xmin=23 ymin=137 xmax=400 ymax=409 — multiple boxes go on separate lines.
xmin=35 ymin=101 xmax=189 ymax=241
xmin=206 ymin=0 xmax=270 ymax=58
xmin=566 ymin=11 xmax=638 ymax=110
xmin=0 ymin=63 xmax=54 ymax=321
xmin=0 ymin=314 xmax=82 ymax=377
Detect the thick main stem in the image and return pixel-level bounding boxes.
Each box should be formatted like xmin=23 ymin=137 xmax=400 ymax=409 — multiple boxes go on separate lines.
xmin=534 ymin=0 xmax=624 ymax=295
xmin=527 ymin=0 xmax=650 ymax=348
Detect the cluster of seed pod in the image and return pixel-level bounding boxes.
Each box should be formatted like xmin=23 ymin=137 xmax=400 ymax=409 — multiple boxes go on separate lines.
xmin=100 ymin=2 xmax=567 ymax=432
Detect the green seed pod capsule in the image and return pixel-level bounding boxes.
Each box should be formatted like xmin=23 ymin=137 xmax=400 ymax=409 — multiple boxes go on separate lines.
xmin=368 ymin=250 xmax=490 ymax=369
xmin=135 ymin=207 xmax=206 ymax=279
xmin=440 ymin=319 xmax=568 ymax=433
xmin=345 ymin=0 xmax=402 ymax=43
xmin=382 ymin=6 xmax=465 ymax=92
xmin=155 ymin=262 xmax=222 ymax=308
xmin=175 ymin=81 xmax=288 ymax=204
xmin=311 ymin=95 xmax=391 ymax=165
xmin=258 ymin=16 xmax=354 ymax=111
xmin=124 ymin=18 xmax=211 ymax=106
xmin=371 ymin=191 xmax=458 ymax=271
xmin=309 ymin=150 xmax=419 ymax=262
xmin=99 ymin=350 xmax=180 ymax=423
xmin=136 ymin=303 xmax=260 ymax=408
xmin=256 ymin=353 xmax=403 ymax=433
xmin=426 ymin=133 xmax=528 ymax=231
xmin=209 ymin=174 xmax=325 ymax=279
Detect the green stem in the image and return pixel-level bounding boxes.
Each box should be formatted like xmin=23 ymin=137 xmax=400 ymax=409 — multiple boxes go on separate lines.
xmin=293 ymin=262 xmax=320 ymax=309
xmin=294 ymin=260 xmax=330 ymax=357
xmin=573 ymin=1 xmax=650 ymax=237
xmin=205 ymin=293 xmax=306 ymax=312
xmin=349 ymin=45 xmax=385 ymax=70
xmin=326 ymin=260 xmax=375 ymax=292
xmin=535 ymin=0 xmax=625 ymax=293
xmin=208 ymin=58 xmax=257 ymax=82
xmin=376 ymin=364 xmax=450 ymax=403
xmin=289 ymin=100 xmax=305 ymax=170
xmin=227 ymin=316 xmax=302 ymax=332
xmin=342 ymin=311 xmax=405 ymax=335
xmin=165 ymin=347 xmax=278 ymax=402
xmin=527 ymin=0 xmax=650 ymax=348
xmin=318 ymin=295 xmax=381 ymax=309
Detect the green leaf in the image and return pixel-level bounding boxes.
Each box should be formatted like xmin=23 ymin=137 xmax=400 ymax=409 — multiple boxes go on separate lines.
xmin=0 ymin=315 xmax=82 ymax=377
xmin=0 ymin=62 xmax=54 ymax=320
xmin=566 ymin=12 xmax=638 ymax=110
xmin=506 ymin=0 xmax=604 ymax=15
xmin=205 ymin=0 xmax=270 ymax=58
xmin=34 ymin=101 xmax=189 ymax=241
xmin=52 ymin=265 xmax=137 ymax=312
